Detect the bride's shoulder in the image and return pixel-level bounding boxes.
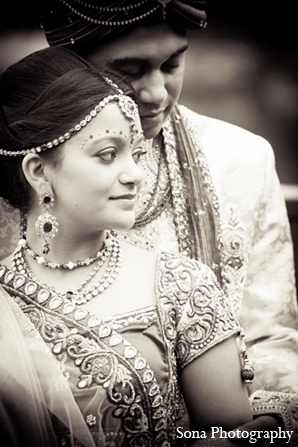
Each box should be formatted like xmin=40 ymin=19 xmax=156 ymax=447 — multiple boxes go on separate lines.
xmin=121 ymin=243 xmax=219 ymax=287
xmin=120 ymin=241 xmax=157 ymax=277
xmin=121 ymin=241 xmax=156 ymax=261
xmin=156 ymin=251 xmax=222 ymax=296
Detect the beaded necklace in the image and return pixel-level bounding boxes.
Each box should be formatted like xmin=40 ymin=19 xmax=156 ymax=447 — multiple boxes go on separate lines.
xmin=132 ymin=121 xmax=192 ymax=257
xmin=21 ymin=235 xmax=112 ymax=270
xmin=12 ymin=233 xmax=122 ymax=313
xmin=133 ymin=135 xmax=171 ymax=228
xmin=19 ymin=219 xmax=113 ymax=271
xmin=162 ymin=118 xmax=192 ymax=257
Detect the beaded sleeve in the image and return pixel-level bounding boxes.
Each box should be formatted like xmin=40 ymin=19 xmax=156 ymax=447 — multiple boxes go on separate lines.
xmin=157 ymin=252 xmax=241 ymax=370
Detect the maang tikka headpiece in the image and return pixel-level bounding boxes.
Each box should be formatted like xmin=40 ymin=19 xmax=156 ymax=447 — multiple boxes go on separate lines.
xmin=0 ymin=77 xmax=140 ymax=157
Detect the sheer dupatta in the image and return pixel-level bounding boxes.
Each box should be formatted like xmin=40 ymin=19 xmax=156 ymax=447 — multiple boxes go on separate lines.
xmin=0 ymin=286 xmax=96 ymax=447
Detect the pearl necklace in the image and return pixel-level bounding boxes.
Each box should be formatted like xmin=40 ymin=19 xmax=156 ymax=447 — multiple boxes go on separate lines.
xmin=12 ymin=234 xmax=122 ymax=312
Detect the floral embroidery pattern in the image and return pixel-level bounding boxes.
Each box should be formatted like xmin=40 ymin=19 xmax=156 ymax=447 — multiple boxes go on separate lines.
xmin=156 ymin=252 xmax=239 ymax=369
xmin=1 ymin=253 xmax=239 ymax=446
xmin=220 ymin=208 xmax=249 ymax=317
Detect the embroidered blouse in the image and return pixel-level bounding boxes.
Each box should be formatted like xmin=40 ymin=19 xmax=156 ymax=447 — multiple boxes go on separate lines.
xmin=0 ymin=252 xmax=239 ymax=447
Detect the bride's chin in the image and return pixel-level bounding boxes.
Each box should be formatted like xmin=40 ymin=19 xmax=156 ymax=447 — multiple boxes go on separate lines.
xmin=112 ymin=217 xmax=136 ymax=232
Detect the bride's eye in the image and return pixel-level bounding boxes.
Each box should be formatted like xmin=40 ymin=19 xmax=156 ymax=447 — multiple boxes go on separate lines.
xmin=132 ymin=148 xmax=147 ymax=163
xmin=97 ymin=148 xmax=117 ymax=162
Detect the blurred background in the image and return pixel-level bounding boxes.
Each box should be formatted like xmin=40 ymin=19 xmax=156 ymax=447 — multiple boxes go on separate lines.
xmin=0 ymin=1 xmax=297 ymax=286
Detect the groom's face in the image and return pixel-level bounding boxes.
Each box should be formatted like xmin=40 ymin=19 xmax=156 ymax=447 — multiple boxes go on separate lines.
xmin=86 ymin=23 xmax=188 ymax=139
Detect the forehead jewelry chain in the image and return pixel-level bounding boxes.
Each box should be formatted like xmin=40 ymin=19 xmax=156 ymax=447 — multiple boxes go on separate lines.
xmin=0 ymin=85 xmax=139 ymax=156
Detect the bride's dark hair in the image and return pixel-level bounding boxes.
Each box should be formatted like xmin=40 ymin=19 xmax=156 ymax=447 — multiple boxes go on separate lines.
xmin=0 ymin=46 xmax=130 ymax=212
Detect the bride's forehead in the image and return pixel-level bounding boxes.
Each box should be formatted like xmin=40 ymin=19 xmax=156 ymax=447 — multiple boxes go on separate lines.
xmin=77 ymin=103 xmax=141 ymax=141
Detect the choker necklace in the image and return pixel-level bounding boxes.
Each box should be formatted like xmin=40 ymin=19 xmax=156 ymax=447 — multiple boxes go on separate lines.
xmin=19 ymin=231 xmax=112 ymax=270
xmin=12 ymin=233 xmax=122 ymax=313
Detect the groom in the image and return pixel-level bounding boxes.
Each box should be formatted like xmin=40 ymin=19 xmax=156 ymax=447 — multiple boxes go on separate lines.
xmin=38 ymin=0 xmax=298 ymax=443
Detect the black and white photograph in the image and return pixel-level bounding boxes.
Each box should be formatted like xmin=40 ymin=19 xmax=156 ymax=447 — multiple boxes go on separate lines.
xmin=0 ymin=1 xmax=297 ymax=446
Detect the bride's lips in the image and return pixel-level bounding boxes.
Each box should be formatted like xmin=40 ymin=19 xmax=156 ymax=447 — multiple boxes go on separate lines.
xmin=110 ymin=194 xmax=137 ymax=200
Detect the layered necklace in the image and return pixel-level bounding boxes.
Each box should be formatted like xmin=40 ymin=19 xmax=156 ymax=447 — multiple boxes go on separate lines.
xmin=12 ymin=231 xmax=122 ymax=315
xmin=131 ymin=123 xmax=192 ymax=257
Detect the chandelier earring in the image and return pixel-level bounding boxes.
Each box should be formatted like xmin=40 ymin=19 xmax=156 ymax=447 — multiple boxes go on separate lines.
xmin=35 ymin=191 xmax=59 ymax=255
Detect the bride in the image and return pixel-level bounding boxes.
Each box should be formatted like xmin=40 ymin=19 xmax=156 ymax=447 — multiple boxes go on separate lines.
xmin=0 ymin=46 xmax=253 ymax=446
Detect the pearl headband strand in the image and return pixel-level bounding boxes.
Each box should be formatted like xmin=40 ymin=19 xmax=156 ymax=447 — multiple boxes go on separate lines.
xmin=0 ymin=78 xmax=140 ymax=157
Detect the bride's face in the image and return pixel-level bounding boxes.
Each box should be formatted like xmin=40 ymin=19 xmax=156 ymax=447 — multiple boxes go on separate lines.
xmin=43 ymin=102 xmax=145 ymax=237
